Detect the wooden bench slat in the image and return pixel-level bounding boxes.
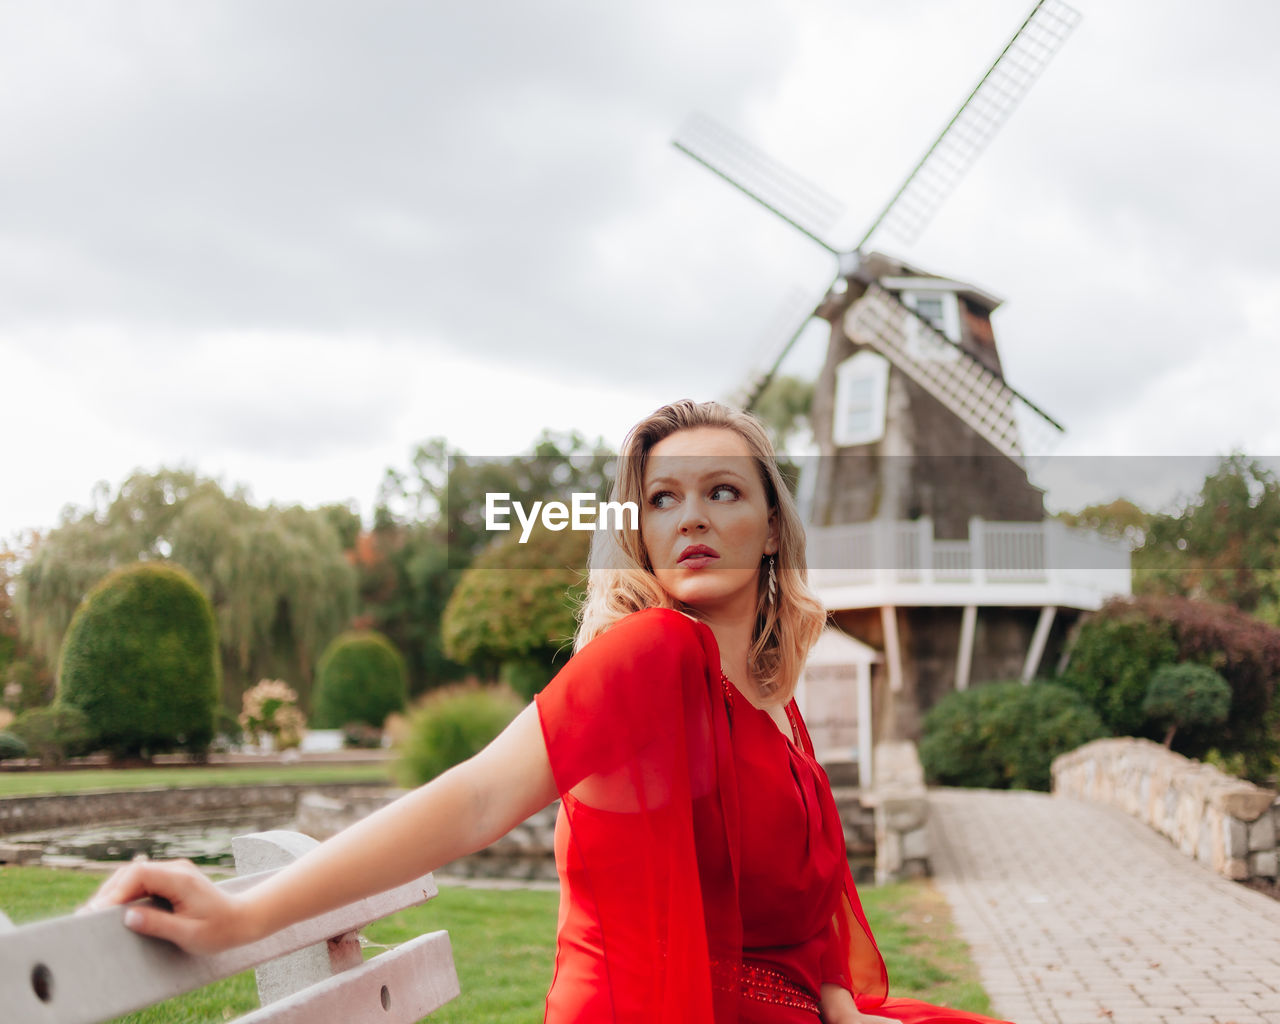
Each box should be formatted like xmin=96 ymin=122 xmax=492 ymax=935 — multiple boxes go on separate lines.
xmin=0 ymin=869 xmax=439 ymax=1024
xmin=234 ymin=931 xmax=460 ymax=1024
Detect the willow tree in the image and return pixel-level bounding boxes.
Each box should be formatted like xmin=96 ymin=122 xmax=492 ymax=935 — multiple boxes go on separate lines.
xmin=16 ymin=470 xmax=356 ymax=710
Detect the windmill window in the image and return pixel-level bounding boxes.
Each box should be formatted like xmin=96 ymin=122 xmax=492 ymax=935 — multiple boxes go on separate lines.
xmin=833 ymin=351 xmax=890 ymax=448
xmin=913 ymin=295 xmax=946 ymax=330
xmin=901 ymin=288 xmax=961 ymax=360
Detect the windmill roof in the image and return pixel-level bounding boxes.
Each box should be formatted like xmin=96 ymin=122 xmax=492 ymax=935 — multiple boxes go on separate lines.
xmin=863 ymin=251 xmax=1004 ymax=311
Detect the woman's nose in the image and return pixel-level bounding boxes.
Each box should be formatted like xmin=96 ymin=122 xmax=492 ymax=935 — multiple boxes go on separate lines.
xmin=678 ymin=498 xmax=709 ymax=533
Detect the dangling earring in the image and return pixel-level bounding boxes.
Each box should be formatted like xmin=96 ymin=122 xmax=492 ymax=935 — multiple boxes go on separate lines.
xmin=767 ymin=555 xmax=777 ymax=604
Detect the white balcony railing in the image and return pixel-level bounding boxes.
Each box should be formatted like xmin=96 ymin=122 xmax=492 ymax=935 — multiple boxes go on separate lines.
xmin=805 ymin=517 xmax=1131 ymax=609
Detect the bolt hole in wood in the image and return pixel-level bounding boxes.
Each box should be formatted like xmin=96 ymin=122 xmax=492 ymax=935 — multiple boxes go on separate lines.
xmin=31 ymin=962 xmax=53 ymax=1002
xmin=380 ymin=984 xmax=391 ymax=1011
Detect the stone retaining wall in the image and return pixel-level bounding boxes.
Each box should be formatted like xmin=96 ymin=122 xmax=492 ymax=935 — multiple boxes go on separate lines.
xmin=3 ymin=774 xmax=888 ymax=882
xmin=0 ymin=782 xmax=386 ymax=837
xmin=298 ymin=790 xmax=562 ymax=882
xmin=297 ymin=787 xmax=882 ymax=884
xmin=1052 ymin=737 xmax=1279 ymax=881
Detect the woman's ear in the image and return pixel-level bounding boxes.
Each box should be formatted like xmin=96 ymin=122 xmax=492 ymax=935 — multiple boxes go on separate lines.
xmin=765 ymin=509 xmax=780 ymax=557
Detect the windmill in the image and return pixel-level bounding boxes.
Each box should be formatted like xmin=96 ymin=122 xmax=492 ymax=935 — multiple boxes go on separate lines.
xmin=673 ymin=1 xmax=1131 ymax=750
xmin=674 ymin=0 xmax=1079 ymax=526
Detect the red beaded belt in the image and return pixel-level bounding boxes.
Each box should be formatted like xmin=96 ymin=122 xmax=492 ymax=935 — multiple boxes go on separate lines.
xmin=713 ymin=960 xmax=822 ymax=1016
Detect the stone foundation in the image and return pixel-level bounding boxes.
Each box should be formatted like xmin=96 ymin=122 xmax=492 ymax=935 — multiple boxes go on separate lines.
xmin=870 ymin=741 xmax=931 ymax=884
xmin=1051 ymin=737 xmax=1279 ymax=881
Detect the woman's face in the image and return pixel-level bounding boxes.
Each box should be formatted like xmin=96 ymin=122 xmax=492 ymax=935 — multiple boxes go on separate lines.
xmin=640 ymin=426 xmax=778 ymax=620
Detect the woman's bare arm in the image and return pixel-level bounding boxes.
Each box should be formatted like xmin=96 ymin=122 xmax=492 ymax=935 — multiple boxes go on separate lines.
xmin=85 ymin=702 xmax=558 ymax=953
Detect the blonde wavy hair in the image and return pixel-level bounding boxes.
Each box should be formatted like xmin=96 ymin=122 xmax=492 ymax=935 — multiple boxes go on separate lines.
xmin=576 ymin=399 xmax=826 ymax=706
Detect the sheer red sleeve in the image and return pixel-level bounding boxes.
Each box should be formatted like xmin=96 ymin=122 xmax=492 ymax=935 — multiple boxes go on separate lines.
xmin=789 ymin=698 xmax=891 ymax=1012
xmin=534 ymin=608 xmax=743 ymax=1022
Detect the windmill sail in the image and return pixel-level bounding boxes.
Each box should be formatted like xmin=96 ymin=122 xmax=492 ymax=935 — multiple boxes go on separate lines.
xmin=733 ymin=283 xmax=836 ymax=411
xmin=857 ymin=0 xmax=1082 ymax=249
xmin=845 ymin=284 xmax=1063 ymax=461
xmin=672 ymin=0 xmax=1080 ymax=439
xmin=673 ymin=113 xmax=844 ymax=254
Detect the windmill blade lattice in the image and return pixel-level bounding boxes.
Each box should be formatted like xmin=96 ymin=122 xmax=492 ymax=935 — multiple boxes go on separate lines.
xmin=856 ymin=0 xmax=1081 ymax=250
xmin=730 ymin=282 xmax=836 ymax=410
xmin=845 ymin=284 xmax=1064 ymax=460
xmin=673 ymin=113 xmax=844 ymax=253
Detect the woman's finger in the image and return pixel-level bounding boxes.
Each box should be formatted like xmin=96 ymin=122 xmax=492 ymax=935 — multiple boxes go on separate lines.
xmin=80 ymin=862 xmax=139 ymax=912
xmin=84 ymin=860 xmax=199 ymax=911
xmin=121 ymin=902 xmax=196 ymax=948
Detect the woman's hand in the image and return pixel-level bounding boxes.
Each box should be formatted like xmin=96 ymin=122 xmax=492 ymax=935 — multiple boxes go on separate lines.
xmin=820 ymin=983 xmax=900 ymax=1023
xmin=82 ymin=858 xmax=257 ymax=955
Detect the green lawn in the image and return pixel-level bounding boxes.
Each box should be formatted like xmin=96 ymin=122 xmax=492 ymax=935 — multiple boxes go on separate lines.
xmin=0 ymin=764 xmax=393 ymax=797
xmin=0 ymin=868 xmax=991 ymax=1022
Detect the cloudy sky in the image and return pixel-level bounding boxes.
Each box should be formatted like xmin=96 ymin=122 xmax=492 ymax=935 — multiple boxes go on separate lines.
xmin=2 ymin=0 xmax=1277 ymax=542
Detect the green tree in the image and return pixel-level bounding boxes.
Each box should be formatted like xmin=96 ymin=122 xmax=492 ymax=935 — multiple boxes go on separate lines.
xmin=919 ymin=681 xmax=1108 ymax=792
xmin=752 ymin=375 xmax=814 ymax=451
xmin=354 ymin=524 xmax=467 ymax=699
xmin=1055 ymin=498 xmax=1151 ymax=548
xmin=1057 ymin=609 xmax=1178 ymax=738
xmin=16 ymin=470 xmax=356 ymax=710
xmin=442 ymin=525 xmax=588 ymax=699
xmin=1136 ymin=454 xmax=1280 ymax=613
xmin=1059 ymin=594 xmax=1280 ymax=780
xmin=367 ymin=432 xmax=611 ymax=696
xmin=313 ymin=630 xmax=409 ymax=729
xmin=59 ymin=562 xmax=221 ymax=760
xmin=1142 ymin=663 xmax=1231 ymax=748
xmin=0 ymin=533 xmax=54 ymax=713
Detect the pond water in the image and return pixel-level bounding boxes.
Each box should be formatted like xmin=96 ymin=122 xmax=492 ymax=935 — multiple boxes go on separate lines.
xmin=15 ymin=812 xmax=297 ymax=866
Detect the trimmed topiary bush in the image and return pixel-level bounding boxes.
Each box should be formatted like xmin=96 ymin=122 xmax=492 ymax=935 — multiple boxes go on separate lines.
xmin=919 ymin=681 xmax=1109 ymax=792
xmin=313 ymin=630 xmax=408 ymax=729
xmin=59 ymin=562 xmax=220 ymax=759
xmin=0 ymin=730 xmax=28 ymax=760
xmin=8 ymin=705 xmax=91 ymax=765
xmin=395 ymin=682 xmax=523 ymax=787
xmin=1059 ymin=595 xmax=1280 ymax=780
xmin=1056 ymin=608 xmax=1177 ymax=738
xmin=1142 ymin=662 xmax=1232 ymax=748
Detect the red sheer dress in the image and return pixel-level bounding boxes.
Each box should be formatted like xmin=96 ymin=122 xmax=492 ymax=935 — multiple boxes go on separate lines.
xmin=534 ymin=608 xmax=1012 ymax=1024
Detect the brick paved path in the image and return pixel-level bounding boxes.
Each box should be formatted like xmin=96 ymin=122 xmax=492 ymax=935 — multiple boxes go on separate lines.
xmin=928 ymin=788 xmax=1280 ymax=1024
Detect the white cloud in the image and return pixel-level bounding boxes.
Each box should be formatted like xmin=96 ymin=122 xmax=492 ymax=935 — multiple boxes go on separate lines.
xmin=2 ymin=0 xmax=1278 ymax=538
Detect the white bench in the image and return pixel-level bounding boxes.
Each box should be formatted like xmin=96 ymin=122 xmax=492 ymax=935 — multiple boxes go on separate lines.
xmin=0 ymin=830 xmax=460 ymax=1024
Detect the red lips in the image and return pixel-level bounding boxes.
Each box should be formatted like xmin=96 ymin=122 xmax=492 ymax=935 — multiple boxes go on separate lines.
xmin=678 ymin=544 xmax=719 ymax=565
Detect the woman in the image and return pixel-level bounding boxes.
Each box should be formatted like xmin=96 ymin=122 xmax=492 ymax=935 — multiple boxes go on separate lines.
xmin=87 ymin=400 xmax=1011 ymax=1024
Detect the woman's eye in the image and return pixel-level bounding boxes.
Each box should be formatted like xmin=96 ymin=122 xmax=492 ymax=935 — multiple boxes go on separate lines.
xmin=710 ymin=485 xmax=740 ymax=501
xmin=649 ymin=491 xmax=676 ymax=509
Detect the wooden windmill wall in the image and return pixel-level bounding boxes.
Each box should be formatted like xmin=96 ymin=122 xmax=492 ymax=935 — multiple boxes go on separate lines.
xmin=799 ymin=255 xmax=1078 ymax=743
xmin=807 ymin=254 xmax=1046 ymax=540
